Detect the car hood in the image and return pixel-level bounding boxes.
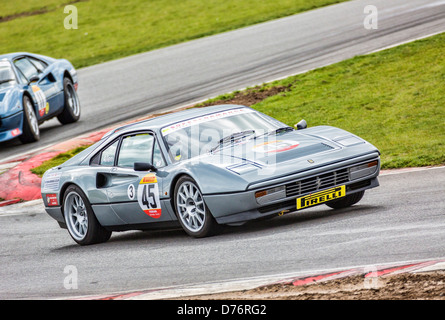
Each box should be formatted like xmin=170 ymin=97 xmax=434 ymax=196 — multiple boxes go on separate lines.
xmin=0 ymin=85 xmax=21 ymax=117
xmin=196 ymin=126 xmax=380 ymax=187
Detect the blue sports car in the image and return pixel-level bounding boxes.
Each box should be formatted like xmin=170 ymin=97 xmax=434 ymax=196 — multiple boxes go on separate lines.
xmin=0 ymin=52 xmax=80 ymax=143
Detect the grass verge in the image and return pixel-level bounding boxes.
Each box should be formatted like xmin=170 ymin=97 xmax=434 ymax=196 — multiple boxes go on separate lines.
xmin=0 ymin=0 xmax=348 ymax=68
xmin=31 ymin=145 xmax=90 ymax=177
xmin=200 ymin=32 xmax=445 ymax=169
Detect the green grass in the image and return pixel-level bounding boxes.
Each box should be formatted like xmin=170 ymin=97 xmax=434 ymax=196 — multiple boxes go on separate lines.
xmin=0 ymin=0 xmax=348 ymax=68
xmin=31 ymin=145 xmax=90 ymax=177
xmin=247 ymin=33 xmax=445 ymax=169
xmin=0 ymin=0 xmax=68 ymax=17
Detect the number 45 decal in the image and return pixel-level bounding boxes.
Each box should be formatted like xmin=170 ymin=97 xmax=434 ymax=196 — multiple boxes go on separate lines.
xmin=137 ymin=174 xmax=162 ymax=219
xmin=141 ymin=184 xmax=157 ymax=208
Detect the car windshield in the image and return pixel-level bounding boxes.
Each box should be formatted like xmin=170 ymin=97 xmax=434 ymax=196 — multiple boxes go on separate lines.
xmin=161 ymin=108 xmax=286 ymax=162
xmin=0 ymin=61 xmax=17 ymax=86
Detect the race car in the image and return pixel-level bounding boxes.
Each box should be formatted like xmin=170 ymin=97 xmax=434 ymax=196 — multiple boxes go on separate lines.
xmin=0 ymin=52 xmax=80 ymax=143
xmin=41 ymin=105 xmax=380 ymax=245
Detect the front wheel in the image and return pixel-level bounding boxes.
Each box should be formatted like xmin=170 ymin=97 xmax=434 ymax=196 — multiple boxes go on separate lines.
xmin=63 ymin=185 xmax=111 ymax=245
xmin=57 ymin=77 xmax=81 ymax=124
xmin=174 ymin=176 xmax=219 ymax=238
xmin=19 ymin=95 xmax=40 ymax=143
xmin=325 ymin=191 xmax=365 ymax=209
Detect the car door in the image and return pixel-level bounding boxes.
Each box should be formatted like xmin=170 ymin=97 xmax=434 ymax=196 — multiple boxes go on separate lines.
xmin=106 ymin=131 xmax=173 ymax=224
xmin=13 ymin=56 xmax=59 ymax=119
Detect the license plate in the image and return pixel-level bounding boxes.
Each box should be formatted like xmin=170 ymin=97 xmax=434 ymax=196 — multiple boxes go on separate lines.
xmin=296 ymin=185 xmax=346 ymax=209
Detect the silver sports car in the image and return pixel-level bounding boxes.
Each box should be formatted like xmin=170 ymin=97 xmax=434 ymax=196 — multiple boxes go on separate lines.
xmin=41 ymin=105 xmax=380 ymax=245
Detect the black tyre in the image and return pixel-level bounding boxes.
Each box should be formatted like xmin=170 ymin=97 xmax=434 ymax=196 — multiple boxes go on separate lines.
xmin=19 ymin=95 xmax=40 ymax=143
xmin=325 ymin=190 xmax=365 ymax=209
xmin=63 ymin=185 xmax=111 ymax=245
xmin=57 ymin=77 xmax=80 ymax=124
xmin=174 ymin=176 xmax=220 ymax=238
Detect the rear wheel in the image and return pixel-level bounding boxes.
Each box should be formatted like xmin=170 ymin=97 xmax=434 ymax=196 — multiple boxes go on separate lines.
xmin=63 ymin=185 xmax=111 ymax=245
xmin=174 ymin=176 xmax=219 ymax=238
xmin=57 ymin=77 xmax=80 ymax=124
xmin=325 ymin=191 xmax=365 ymax=209
xmin=19 ymin=95 xmax=40 ymax=143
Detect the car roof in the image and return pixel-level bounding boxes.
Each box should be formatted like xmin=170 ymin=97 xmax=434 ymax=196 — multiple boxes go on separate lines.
xmin=0 ymin=52 xmax=31 ymax=61
xmin=103 ymin=104 xmax=252 ymax=139
xmin=0 ymin=52 xmax=55 ymax=63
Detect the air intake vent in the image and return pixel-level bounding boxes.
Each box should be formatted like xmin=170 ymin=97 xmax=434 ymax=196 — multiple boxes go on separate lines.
xmin=285 ymin=168 xmax=349 ymax=198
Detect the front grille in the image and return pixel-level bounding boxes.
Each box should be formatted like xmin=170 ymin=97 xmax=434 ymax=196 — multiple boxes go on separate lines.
xmin=258 ymin=179 xmax=372 ymax=214
xmin=285 ymin=168 xmax=349 ymax=198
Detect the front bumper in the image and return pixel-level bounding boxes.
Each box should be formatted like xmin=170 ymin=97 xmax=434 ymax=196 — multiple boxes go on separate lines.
xmin=204 ymin=155 xmax=380 ymax=225
xmin=0 ymin=111 xmax=23 ymax=142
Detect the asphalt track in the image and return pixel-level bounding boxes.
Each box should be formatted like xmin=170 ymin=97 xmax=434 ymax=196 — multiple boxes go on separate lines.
xmin=0 ymin=166 xmax=444 ymax=299
xmin=1 ymin=0 xmax=445 ymax=160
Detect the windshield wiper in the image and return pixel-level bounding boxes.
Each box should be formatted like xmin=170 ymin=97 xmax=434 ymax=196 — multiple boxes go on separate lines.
xmin=210 ymin=130 xmax=255 ymax=153
xmin=254 ymin=126 xmax=294 ymax=140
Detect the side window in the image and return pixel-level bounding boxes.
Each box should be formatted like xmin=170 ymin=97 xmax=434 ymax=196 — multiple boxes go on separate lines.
xmin=14 ymin=58 xmax=39 ymax=81
xmin=15 ymin=68 xmax=27 ymax=83
xmin=117 ymin=133 xmax=155 ymax=168
xmin=28 ymin=57 xmax=48 ymax=72
xmin=100 ymin=140 xmax=119 ymax=166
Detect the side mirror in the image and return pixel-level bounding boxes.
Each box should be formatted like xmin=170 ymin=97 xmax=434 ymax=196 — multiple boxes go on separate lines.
xmin=295 ymin=119 xmax=307 ymax=130
xmin=28 ymin=75 xmax=40 ymax=84
xmin=134 ymin=162 xmax=157 ymax=172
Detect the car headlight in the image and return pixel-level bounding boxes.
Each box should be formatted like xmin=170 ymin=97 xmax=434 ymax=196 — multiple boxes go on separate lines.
xmin=255 ymin=186 xmax=286 ymax=205
xmin=227 ymin=163 xmax=260 ymax=175
xmin=335 ymin=135 xmax=365 ymax=147
xmin=350 ymin=160 xmax=379 ymax=180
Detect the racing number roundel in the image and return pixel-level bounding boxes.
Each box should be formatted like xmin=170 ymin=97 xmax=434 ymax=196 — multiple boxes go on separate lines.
xmin=31 ymin=85 xmax=48 ymax=117
xmin=137 ymin=173 xmax=161 ymax=219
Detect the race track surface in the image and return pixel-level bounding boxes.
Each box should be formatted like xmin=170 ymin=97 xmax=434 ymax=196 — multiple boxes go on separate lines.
xmin=0 ymin=167 xmax=443 ymax=299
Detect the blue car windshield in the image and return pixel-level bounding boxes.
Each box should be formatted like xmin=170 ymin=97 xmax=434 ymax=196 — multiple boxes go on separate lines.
xmin=161 ymin=108 xmax=285 ymax=162
xmin=0 ymin=61 xmax=17 ymax=86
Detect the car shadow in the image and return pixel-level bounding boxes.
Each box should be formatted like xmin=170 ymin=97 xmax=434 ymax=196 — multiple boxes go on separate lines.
xmin=219 ymin=204 xmax=384 ymax=237
xmin=52 ymin=204 xmax=385 ymax=250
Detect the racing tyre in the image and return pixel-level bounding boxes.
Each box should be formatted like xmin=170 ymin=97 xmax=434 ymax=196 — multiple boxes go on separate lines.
xmin=57 ymin=77 xmax=80 ymax=124
xmin=63 ymin=185 xmax=111 ymax=245
xmin=19 ymin=95 xmax=40 ymax=143
xmin=174 ymin=176 xmax=220 ymax=238
xmin=325 ymin=190 xmax=365 ymax=209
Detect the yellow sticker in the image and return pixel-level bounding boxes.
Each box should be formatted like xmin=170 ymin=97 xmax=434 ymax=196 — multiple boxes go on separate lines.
xmin=139 ymin=173 xmax=157 ymax=184
xmin=296 ymin=185 xmax=346 ymax=210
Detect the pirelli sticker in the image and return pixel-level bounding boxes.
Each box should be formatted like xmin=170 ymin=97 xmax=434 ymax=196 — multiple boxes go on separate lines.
xmin=297 ymin=185 xmax=346 ymax=210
